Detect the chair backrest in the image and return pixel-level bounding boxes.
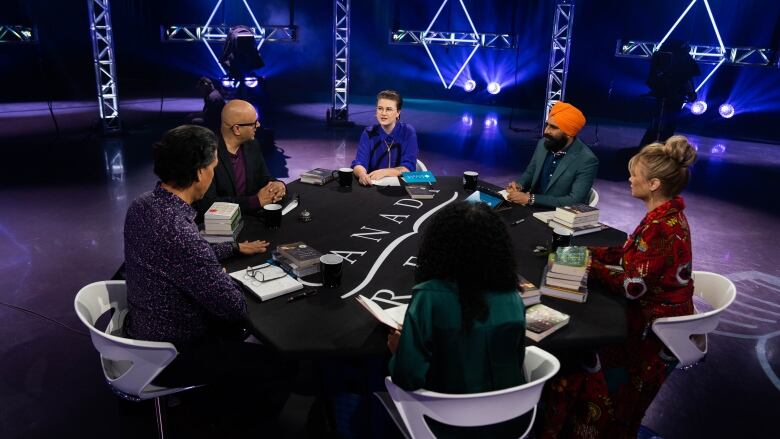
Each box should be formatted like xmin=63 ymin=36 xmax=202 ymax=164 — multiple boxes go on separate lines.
xmin=588 ymin=187 xmax=599 ymax=207
xmin=652 ymin=271 xmax=736 ymax=368
xmin=415 ymin=159 xmax=428 ymax=172
xmin=74 ymin=281 xmax=181 ymax=399
xmin=384 ymin=346 xmax=560 ymax=439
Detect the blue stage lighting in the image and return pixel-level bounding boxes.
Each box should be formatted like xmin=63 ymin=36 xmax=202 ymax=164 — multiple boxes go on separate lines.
xmin=222 ymin=78 xmax=238 ymax=88
xmin=690 ymin=101 xmax=708 ymax=115
xmin=461 ymin=114 xmax=473 ymax=126
xmin=711 ymin=144 xmax=726 ymax=154
xmin=487 ymin=82 xmax=501 ymax=95
xmin=484 ymin=116 xmax=498 ymax=128
xmin=463 ymin=80 xmax=476 ymax=92
xmin=244 ymin=77 xmax=258 ymax=88
xmin=718 ymin=103 xmax=735 ymax=118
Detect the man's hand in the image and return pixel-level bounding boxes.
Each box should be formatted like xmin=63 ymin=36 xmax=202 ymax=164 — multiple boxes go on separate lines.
xmin=387 ymin=329 xmax=401 ymax=354
xmin=507 ymin=190 xmax=531 ymax=206
xmin=258 ymin=181 xmax=286 ymax=206
xmin=238 ymin=240 xmax=270 ymax=255
xmin=506 ymin=181 xmax=522 ymax=193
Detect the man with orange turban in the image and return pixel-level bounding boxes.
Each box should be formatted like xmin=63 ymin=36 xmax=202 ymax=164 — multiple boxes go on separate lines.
xmin=506 ymin=101 xmax=599 ymax=207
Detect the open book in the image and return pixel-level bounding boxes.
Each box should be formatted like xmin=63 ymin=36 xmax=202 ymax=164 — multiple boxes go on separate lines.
xmin=356 ymin=295 xmax=407 ymax=330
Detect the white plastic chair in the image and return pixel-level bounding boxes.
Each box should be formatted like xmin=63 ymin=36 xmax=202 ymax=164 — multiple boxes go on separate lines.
xmin=415 ymin=159 xmax=428 ymax=172
xmin=380 ymin=345 xmax=560 ymax=439
xmin=652 ymin=271 xmax=736 ymax=369
xmin=74 ymin=281 xmax=202 ymax=438
xmin=588 ymin=187 xmax=599 ymax=207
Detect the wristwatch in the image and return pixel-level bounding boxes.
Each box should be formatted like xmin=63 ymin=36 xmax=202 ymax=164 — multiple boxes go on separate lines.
xmin=529 ymin=193 xmax=535 ymax=206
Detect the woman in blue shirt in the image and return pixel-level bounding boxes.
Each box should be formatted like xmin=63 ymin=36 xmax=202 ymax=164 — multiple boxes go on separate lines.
xmin=352 ymin=90 xmax=419 ymax=186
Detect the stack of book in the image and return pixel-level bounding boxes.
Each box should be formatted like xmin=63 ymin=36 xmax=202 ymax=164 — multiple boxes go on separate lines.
xmin=517 ymin=274 xmax=541 ymax=307
xmin=549 ymin=203 xmax=607 ymax=236
xmin=202 ymin=202 xmax=243 ymax=243
xmin=525 ymin=304 xmax=570 ymax=342
xmin=300 ymin=168 xmax=335 ymax=185
xmin=405 ymin=184 xmax=436 ymax=199
xmin=540 ymin=246 xmax=590 ymax=303
xmin=274 ymin=241 xmax=323 ymax=277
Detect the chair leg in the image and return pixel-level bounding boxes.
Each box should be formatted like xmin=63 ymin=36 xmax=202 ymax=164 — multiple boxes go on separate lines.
xmin=154 ymin=396 xmax=165 ymax=439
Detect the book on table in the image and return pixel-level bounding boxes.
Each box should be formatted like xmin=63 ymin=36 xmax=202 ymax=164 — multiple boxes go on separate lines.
xmin=548 ymin=246 xmax=590 ymax=277
xmin=533 ymin=211 xmax=556 ymax=224
xmin=200 ymin=221 xmax=244 ymax=243
xmin=400 ymin=170 xmax=437 ymax=184
xmin=356 ymin=295 xmax=407 ymax=330
xmin=300 ymin=168 xmax=336 ymax=185
xmin=276 ymin=242 xmax=323 ymax=268
xmin=230 ymin=264 xmax=303 ymax=301
xmin=548 ymin=219 xmax=608 ymax=236
xmin=405 ymin=184 xmax=436 ymax=199
xmin=525 ymin=304 xmax=570 ymax=342
xmin=273 ymin=251 xmax=320 ymax=277
xmin=517 ymin=274 xmax=541 ymax=307
xmin=540 ymin=246 xmax=590 ymax=302
xmin=540 ymin=267 xmax=588 ymax=303
xmin=554 ymin=203 xmax=599 ymax=223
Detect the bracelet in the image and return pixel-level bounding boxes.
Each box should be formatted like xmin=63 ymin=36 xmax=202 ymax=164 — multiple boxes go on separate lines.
xmin=529 ymin=193 xmax=535 ymax=206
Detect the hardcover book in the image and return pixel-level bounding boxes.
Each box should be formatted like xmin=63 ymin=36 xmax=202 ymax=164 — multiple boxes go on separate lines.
xmin=300 ymin=168 xmax=335 ymax=185
xmin=400 ymin=170 xmax=437 ymax=184
xmin=525 ymin=304 xmax=570 ymax=342
xmin=277 ymin=242 xmax=323 ymax=268
xmin=405 ymin=184 xmax=436 ymax=199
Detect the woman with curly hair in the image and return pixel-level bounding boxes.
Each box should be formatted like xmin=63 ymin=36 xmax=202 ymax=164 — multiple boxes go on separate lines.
xmin=388 ymin=201 xmax=526 ymax=394
xmin=541 ymin=135 xmax=697 ymax=439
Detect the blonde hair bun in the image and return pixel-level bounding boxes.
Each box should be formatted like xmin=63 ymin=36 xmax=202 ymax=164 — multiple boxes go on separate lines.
xmin=664 ymin=135 xmax=697 ymax=168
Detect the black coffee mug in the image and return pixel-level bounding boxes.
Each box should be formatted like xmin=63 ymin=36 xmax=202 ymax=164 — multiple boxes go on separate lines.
xmin=338 ymin=168 xmax=353 ymax=187
xmin=263 ymin=203 xmax=282 ymax=229
xmin=463 ymin=171 xmax=478 ymax=191
xmin=320 ymin=254 xmax=344 ymax=288
xmin=551 ymin=227 xmax=573 ymax=251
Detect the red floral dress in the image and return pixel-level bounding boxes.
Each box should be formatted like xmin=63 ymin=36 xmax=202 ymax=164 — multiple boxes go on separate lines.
xmin=541 ymin=196 xmax=694 ymax=439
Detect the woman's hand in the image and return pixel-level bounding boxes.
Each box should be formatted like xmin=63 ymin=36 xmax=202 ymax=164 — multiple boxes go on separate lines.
xmin=238 ymin=240 xmax=270 ymax=255
xmin=387 ymin=329 xmax=401 ymax=354
xmin=367 ymin=168 xmax=399 ymax=181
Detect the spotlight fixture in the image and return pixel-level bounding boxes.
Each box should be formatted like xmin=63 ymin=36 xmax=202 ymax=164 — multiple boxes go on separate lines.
xmin=244 ymin=77 xmax=258 ymax=88
xmin=461 ymin=114 xmax=473 ymax=126
xmin=487 ymin=82 xmax=501 ymax=95
xmin=463 ymin=80 xmax=476 ymax=92
xmin=221 ymin=78 xmax=238 ymax=88
xmin=710 ymin=144 xmax=726 ymax=154
xmin=718 ymin=103 xmax=734 ymax=119
xmin=484 ymin=116 xmax=498 ymax=128
xmin=690 ymin=101 xmax=708 ymax=115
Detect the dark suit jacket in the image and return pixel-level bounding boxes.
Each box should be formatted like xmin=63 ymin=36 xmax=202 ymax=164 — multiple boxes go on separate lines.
xmin=195 ymin=137 xmax=277 ymax=217
xmin=516 ymin=137 xmax=598 ymax=208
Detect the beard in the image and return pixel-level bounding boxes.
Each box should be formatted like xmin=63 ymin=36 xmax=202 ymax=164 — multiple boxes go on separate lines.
xmin=543 ymin=133 xmax=568 ymax=152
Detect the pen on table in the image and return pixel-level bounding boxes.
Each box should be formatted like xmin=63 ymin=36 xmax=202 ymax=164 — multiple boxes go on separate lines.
xmin=510 ymin=218 xmax=525 ymax=227
xmin=287 ymin=289 xmax=319 ymax=303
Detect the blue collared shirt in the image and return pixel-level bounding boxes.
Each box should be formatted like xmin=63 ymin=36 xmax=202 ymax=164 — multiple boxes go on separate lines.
xmin=351 ymin=122 xmax=418 ymax=172
xmin=124 ymin=183 xmax=246 ymax=346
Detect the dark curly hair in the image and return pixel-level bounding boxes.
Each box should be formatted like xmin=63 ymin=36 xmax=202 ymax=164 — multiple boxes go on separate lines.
xmin=153 ymin=125 xmax=217 ymax=189
xmin=415 ymin=201 xmax=518 ymax=332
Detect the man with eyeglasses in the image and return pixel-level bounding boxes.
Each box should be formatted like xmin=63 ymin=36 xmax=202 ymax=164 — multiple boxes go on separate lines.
xmin=196 ymin=99 xmax=286 ymax=217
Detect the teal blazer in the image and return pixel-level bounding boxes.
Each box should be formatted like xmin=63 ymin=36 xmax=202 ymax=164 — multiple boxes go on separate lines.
xmin=515 ymin=137 xmax=598 ymax=208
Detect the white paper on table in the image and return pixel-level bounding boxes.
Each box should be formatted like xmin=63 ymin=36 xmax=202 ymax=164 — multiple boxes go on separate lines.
xmin=371 ymin=176 xmax=401 ymax=187
xmin=498 ymin=189 xmax=509 ymax=200
xmin=230 ymin=265 xmax=303 ymax=301
xmin=532 ymin=211 xmax=556 ymax=223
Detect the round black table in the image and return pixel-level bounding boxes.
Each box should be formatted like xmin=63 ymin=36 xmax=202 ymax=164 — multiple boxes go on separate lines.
xmin=223 ymin=176 xmax=628 ymax=357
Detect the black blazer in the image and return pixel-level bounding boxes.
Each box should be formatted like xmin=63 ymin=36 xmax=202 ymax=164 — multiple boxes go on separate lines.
xmin=195 ymin=136 xmax=278 ymax=217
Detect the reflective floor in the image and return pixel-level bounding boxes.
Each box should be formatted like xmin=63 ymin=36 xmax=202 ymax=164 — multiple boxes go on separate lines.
xmin=0 ymin=97 xmax=778 ymax=438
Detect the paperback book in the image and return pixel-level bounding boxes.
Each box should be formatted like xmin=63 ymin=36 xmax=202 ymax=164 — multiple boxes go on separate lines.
xmin=300 ymin=168 xmax=335 ymax=185
xmin=525 ymin=304 xmax=570 ymax=342
xmin=356 ymin=295 xmax=407 ymax=330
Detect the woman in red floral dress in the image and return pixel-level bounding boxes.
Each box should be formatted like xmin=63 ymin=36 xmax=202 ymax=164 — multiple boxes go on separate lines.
xmin=541 ymin=135 xmax=698 ymax=439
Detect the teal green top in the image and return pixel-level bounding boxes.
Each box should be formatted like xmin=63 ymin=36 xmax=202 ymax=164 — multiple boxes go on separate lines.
xmin=389 ymin=279 xmax=526 ymax=393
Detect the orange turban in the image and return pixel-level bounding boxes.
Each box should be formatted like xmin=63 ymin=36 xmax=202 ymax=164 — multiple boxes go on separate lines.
xmin=549 ymin=101 xmax=586 ymax=137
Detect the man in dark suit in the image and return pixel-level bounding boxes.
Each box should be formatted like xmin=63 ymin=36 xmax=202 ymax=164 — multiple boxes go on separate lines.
xmin=195 ymin=99 xmax=285 ymax=216
xmin=506 ymin=101 xmax=598 ymax=208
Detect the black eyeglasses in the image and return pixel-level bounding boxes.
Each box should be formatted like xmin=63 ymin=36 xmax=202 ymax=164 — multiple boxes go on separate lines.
xmin=232 ymin=119 xmax=260 ymax=128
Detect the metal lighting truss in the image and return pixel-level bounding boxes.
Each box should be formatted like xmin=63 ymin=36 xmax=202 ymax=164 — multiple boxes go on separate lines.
xmin=164 ymin=0 xmax=297 ymax=76
xmin=328 ymin=0 xmax=351 ymax=123
xmin=87 ymin=0 xmax=121 ymax=134
xmin=543 ymin=0 xmax=575 ymax=126
xmin=390 ymin=30 xmax=516 ymax=50
xmin=615 ymin=0 xmax=778 ymax=97
xmin=0 ymin=25 xmax=37 ymax=43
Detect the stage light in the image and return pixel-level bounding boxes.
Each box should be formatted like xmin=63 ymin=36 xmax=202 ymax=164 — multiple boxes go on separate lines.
xmin=487 ymin=82 xmax=501 ymax=95
xmin=711 ymin=144 xmax=726 ymax=154
xmin=221 ymin=78 xmax=238 ymax=88
xmin=463 ymin=80 xmax=476 ymax=92
xmin=461 ymin=114 xmax=473 ymax=126
xmin=718 ymin=103 xmax=735 ymax=118
xmin=484 ymin=116 xmax=498 ymax=128
xmin=244 ymin=77 xmax=258 ymax=88
xmin=690 ymin=101 xmax=708 ymax=115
